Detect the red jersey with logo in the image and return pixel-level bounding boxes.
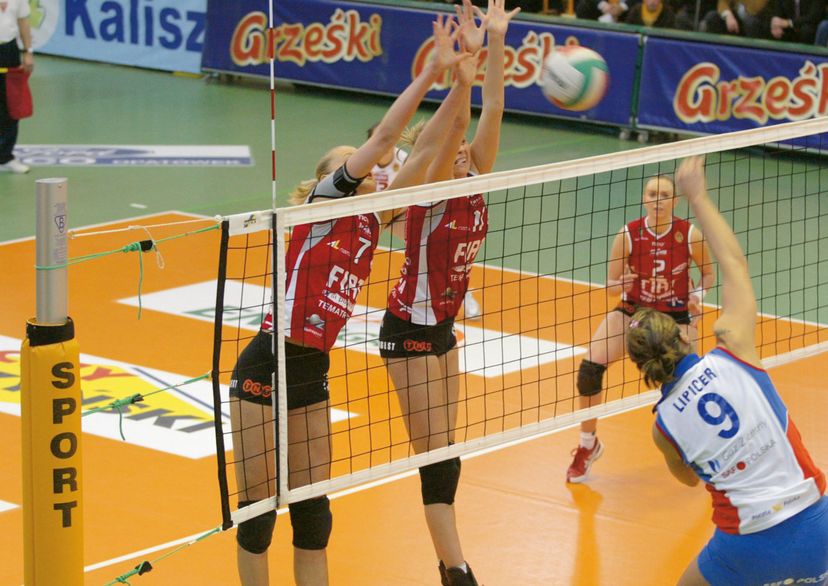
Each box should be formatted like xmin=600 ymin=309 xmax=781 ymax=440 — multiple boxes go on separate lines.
xmin=388 ymin=194 xmax=487 ymax=325
xmin=262 ymin=165 xmax=379 ymax=352
xmin=624 ymin=216 xmax=694 ymax=313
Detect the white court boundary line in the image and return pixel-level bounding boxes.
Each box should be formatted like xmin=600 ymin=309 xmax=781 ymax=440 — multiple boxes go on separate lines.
xmin=83 ymin=337 xmax=828 ymax=575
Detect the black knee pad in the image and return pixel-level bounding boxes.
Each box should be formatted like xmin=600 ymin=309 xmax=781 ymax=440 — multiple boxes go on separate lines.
xmin=577 ymin=359 xmax=607 ymax=397
xmin=289 ymin=496 xmax=332 ymax=550
xmin=236 ymin=501 xmax=277 ymax=555
xmin=420 ymin=457 xmax=462 ymax=506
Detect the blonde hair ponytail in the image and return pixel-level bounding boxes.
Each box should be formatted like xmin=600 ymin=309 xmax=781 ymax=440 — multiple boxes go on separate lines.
xmin=626 ymin=308 xmax=686 ymax=388
xmin=289 ymin=179 xmax=318 ymax=206
xmin=400 ymin=119 xmax=426 ymax=149
xmin=288 ymin=145 xmax=357 ymax=206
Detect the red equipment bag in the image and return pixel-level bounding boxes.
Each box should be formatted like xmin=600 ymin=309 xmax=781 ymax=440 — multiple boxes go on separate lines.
xmin=4 ymin=68 xmax=33 ymax=120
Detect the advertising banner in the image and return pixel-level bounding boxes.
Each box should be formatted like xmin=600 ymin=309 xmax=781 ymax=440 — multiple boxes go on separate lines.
xmin=202 ymin=0 xmax=639 ymax=125
xmin=30 ymin=0 xmax=206 ymax=73
xmin=638 ymin=37 xmax=828 ymax=134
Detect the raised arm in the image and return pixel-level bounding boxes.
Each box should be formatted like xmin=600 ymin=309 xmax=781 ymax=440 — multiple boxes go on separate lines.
xmin=468 ymin=0 xmax=519 ymax=175
xmin=424 ymin=0 xmax=483 ymax=183
xmin=386 ymin=59 xmax=475 ymax=194
xmin=345 ymin=15 xmax=462 ymax=181
xmin=675 ymin=156 xmax=759 ymax=364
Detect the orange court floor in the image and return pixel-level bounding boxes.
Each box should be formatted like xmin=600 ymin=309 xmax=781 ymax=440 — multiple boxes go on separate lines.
xmin=1 ymin=212 xmax=826 ymax=585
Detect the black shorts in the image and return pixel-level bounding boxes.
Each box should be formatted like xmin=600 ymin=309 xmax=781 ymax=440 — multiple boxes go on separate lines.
xmin=615 ymin=301 xmax=691 ymax=326
xmin=378 ymin=311 xmax=457 ymax=358
xmin=229 ymin=330 xmax=330 ymax=409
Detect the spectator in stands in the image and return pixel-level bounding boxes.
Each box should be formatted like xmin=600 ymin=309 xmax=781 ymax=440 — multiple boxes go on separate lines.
xmin=768 ymin=0 xmax=822 ymax=43
xmin=702 ymin=0 xmax=771 ymax=37
xmin=627 ymin=0 xmax=677 ymax=26
xmin=673 ymin=0 xmax=718 ymax=29
xmin=816 ymin=15 xmax=828 ymax=45
xmin=576 ymin=0 xmax=631 ymax=23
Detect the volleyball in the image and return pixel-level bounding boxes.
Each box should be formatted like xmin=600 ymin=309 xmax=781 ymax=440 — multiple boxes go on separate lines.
xmin=540 ymin=46 xmax=609 ymax=112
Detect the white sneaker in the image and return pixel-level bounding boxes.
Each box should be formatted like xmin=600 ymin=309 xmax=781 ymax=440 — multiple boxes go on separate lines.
xmin=463 ymin=291 xmax=481 ymax=319
xmin=0 ymin=158 xmax=30 ymax=174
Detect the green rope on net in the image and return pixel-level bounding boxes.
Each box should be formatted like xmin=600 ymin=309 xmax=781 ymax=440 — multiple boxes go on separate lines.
xmin=103 ymin=526 xmax=222 ymax=586
xmin=33 ymin=223 xmax=221 ymax=319
xmin=81 ymin=372 xmax=211 ymax=440
xmin=34 ymin=223 xmax=221 ymax=271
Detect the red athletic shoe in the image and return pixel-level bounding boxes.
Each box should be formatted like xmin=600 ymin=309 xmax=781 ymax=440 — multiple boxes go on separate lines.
xmin=566 ymin=439 xmax=604 ymax=483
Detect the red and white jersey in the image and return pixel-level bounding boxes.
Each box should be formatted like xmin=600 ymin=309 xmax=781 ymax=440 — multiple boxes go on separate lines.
xmin=372 ymin=148 xmax=408 ymax=192
xmin=262 ymin=164 xmax=379 ymax=352
xmin=624 ymin=216 xmax=694 ymax=312
xmin=655 ymin=348 xmax=826 ymax=535
xmin=388 ymin=193 xmax=487 ymax=325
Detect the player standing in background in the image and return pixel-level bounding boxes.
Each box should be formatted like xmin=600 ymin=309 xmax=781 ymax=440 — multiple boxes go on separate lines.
xmin=566 ymin=173 xmax=715 ymax=483
xmin=227 ymin=17 xmax=473 ymax=586
xmin=378 ymin=2 xmax=518 ymax=584
xmin=627 ymin=156 xmax=828 ymax=584
xmin=367 ymin=121 xmax=409 ymax=191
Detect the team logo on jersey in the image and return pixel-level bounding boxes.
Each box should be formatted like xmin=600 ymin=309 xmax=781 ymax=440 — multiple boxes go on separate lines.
xmin=671 ymin=262 xmax=688 ymax=275
xmin=443 ymin=287 xmax=457 ymax=299
xmin=307 ymin=313 xmax=325 ymax=328
xmin=328 ymin=240 xmax=351 ymax=256
xmin=675 ymin=231 xmax=684 ymax=243
xmin=445 ymin=220 xmax=457 ymax=230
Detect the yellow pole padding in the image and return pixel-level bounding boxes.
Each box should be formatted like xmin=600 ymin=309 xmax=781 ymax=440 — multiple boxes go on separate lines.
xmin=21 ymin=319 xmax=83 ymax=586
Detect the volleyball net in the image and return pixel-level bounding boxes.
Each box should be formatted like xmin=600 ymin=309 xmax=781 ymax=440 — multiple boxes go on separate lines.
xmin=212 ymin=118 xmax=828 ymax=528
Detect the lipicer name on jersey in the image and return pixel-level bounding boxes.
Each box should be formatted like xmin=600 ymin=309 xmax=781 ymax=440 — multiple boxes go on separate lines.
xmin=671 ymin=367 xmax=718 ymax=413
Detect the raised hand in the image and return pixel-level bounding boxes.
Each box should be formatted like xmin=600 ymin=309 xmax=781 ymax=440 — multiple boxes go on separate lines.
xmin=430 ymin=14 xmax=472 ymax=74
xmin=456 ymin=0 xmax=487 ymax=55
xmin=454 ymin=39 xmax=479 ymax=86
xmin=675 ymin=156 xmax=707 ymax=204
xmin=478 ymin=0 xmax=521 ymax=38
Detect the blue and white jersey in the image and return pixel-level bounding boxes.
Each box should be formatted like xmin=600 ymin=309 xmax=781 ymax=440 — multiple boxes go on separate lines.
xmin=655 ymin=348 xmax=825 ymax=535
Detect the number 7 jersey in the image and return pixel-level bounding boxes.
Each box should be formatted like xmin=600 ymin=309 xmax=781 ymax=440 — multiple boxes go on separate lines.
xmin=654 ymin=348 xmax=825 ymax=535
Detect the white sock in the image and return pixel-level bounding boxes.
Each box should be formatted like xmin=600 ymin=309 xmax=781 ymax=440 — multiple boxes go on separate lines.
xmin=451 ymin=562 xmax=469 ymax=573
xmin=580 ymin=432 xmax=596 ymax=450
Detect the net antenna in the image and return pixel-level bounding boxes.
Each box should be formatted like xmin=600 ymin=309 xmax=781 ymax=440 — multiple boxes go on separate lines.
xmin=214 ymin=117 xmax=828 ymax=520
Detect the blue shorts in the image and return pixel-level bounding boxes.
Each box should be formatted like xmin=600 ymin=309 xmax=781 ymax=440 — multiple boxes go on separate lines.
xmin=698 ymin=496 xmax=828 ymax=585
